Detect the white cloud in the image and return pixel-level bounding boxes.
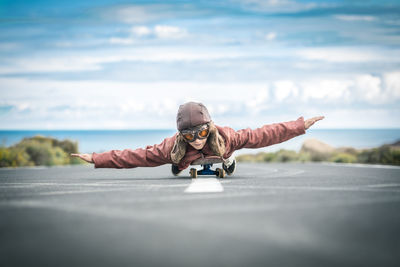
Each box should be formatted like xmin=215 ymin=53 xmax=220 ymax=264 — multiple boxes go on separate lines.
xmin=0 ymin=47 xmax=258 ymax=74
xmin=274 ymin=80 xmax=298 ymax=101
xmin=207 ymin=103 xmax=231 ymax=116
xmin=297 ymin=47 xmax=393 ymax=63
xmin=106 ymin=5 xmax=170 ymax=23
xmin=299 ymin=73 xmax=400 ymax=105
xmin=154 ymin=25 xmax=187 ymax=39
xmin=354 ymin=74 xmax=382 ymax=103
xmin=251 ymin=0 xmax=289 ymax=6
xmin=131 ymin=26 xmax=152 ymax=36
xmin=0 ymin=78 xmax=268 ymax=129
xmin=350 ymin=72 xmax=400 ymax=104
xmin=245 ymin=87 xmax=270 ymax=113
xmin=2 ymin=70 xmax=400 ymax=129
xmin=236 ymin=0 xmax=316 ymax=12
xmin=301 ymin=79 xmax=352 ymax=101
xmin=265 ymin=32 xmax=277 ymax=41
xmin=310 ymin=108 xmax=400 ymax=129
xmin=334 ymin=15 xmax=376 ymax=22
xmin=0 ymin=56 xmax=102 ymax=74
xmin=3 ymin=44 xmax=398 ymax=75
xmin=13 ymin=102 xmax=31 ymax=112
xmin=102 ymin=4 xmax=204 ymax=24
xmin=384 ymin=71 xmax=400 ymax=99
xmin=109 ymin=37 xmax=135 ymax=45
xmin=109 ymin=25 xmax=187 ymax=45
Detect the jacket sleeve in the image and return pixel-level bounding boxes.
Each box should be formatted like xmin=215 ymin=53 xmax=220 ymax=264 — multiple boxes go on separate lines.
xmin=230 ymin=117 xmax=306 ymax=151
xmin=91 ymin=135 xmax=176 ymax=169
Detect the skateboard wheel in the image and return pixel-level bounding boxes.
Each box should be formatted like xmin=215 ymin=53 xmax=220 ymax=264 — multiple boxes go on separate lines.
xmin=216 ymin=168 xmax=225 ymax=178
xmin=190 ymin=168 xmax=197 ymax=178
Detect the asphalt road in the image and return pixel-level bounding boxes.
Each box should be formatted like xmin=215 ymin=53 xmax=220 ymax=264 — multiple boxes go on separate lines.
xmin=1 ymin=162 xmax=399 ymax=267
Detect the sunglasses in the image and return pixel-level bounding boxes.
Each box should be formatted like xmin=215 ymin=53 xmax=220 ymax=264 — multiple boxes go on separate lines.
xmin=180 ymin=124 xmax=210 ymax=142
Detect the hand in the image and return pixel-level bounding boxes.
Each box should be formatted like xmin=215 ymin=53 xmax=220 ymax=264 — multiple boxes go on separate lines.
xmin=70 ymin=153 xmax=94 ymax=164
xmin=304 ymin=116 xmax=325 ymax=130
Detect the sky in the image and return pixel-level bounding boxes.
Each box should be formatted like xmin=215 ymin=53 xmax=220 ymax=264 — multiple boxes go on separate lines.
xmin=0 ymin=0 xmax=399 ymax=130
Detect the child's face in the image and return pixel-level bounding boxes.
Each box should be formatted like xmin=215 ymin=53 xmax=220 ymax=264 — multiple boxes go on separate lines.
xmin=188 ymin=137 xmax=207 ymax=150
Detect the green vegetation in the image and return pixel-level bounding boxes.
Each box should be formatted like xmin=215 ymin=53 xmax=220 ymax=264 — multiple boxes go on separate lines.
xmin=0 ymin=136 xmax=84 ymax=167
xmin=237 ymin=140 xmax=400 ymax=166
xmin=237 ymin=149 xmax=311 ymax=163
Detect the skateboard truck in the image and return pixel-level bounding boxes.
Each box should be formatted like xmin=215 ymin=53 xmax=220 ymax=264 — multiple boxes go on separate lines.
xmin=189 ymin=156 xmax=226 ymax=178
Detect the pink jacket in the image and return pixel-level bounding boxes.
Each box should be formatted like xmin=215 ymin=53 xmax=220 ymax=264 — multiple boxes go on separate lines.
xmin=92 ymin=117 xmax=306 ymax=170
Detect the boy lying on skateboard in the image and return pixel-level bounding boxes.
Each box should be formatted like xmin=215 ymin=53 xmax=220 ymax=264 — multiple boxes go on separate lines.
xmin=71 ymin=102 xmax=324 ymax=176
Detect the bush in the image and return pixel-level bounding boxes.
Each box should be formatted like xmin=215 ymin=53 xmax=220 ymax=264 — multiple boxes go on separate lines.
xmin=274 ymin=149 xmax=299 ymax=162
xmin=24 ymin=140 xmax=53 ymax=166
xmin=330 ymin=153 xmax=357 ymax=163
xmin=392 ymin=148 xmax=400 ymax=165
xmin=357 ymin=146 xmax=400 ymax=165
xmin=237 ymin=150 xmax=301 ymax=163
xmin=308 ymin=152 xmax=332 ymax=162
xmin=261 ymin=152 xmax=277 ymax=162
xmin=49 ymin=146 xmax=69 ymax=165
xmin=0 ymin=147 xmax=12 ymax=167
xmin=236 ymin=144 xmax=400 ymax=166
xmin=53 ymin=139 xmax=79 ymax=154
xmin=297 ymin=151 xmax=311 ymax=162
xmin=0 ymin=135 xmax=83 ymax=167
xmin=0 ymin=146 xmax=33 ymax=167
xmin=236 ymin=154 xmax=255 ymax=162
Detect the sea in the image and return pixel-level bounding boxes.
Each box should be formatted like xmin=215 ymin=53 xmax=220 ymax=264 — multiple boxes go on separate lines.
xmin=0 ymin=129 xmax=399 ymax=155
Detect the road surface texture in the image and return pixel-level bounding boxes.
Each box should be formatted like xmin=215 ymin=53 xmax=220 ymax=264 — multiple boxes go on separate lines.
xmin=1 ymin=162 xmax=399 ymax=267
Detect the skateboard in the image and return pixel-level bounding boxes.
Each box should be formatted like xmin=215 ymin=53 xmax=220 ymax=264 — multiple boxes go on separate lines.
xmin=189 ymin=156 xmax=226 ymax=178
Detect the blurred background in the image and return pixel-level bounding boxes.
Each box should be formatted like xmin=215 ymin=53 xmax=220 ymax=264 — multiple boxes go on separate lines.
xmin=0 ymin=0 xmax=399 ymax=164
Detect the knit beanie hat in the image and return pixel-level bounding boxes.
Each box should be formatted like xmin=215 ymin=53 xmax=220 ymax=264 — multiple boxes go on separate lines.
xmin=176 ymin=102 xmax=211 ymax=131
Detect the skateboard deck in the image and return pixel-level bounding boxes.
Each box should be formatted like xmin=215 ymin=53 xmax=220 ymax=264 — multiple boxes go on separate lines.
xmin=189 ymin=156 xmax=226 ymax=178
xmin=191 ymin=156 xmax=223 ymax=166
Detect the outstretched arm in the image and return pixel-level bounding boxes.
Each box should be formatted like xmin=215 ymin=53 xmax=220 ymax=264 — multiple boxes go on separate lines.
xmin=69 ymin=134 xmax=177 ymax=169
xmin=228 ymin=115 xmax=324 ymax=151
xmin=70 ymin=153 xmax=94 ymax=163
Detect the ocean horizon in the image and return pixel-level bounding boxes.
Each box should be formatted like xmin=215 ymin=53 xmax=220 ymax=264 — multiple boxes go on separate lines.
xmin=1 ymin=129 xmax=399 ymax=155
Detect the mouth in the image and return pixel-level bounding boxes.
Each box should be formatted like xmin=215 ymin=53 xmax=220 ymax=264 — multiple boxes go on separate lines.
xmin=191 ymin=142 xmax=203 ymax=147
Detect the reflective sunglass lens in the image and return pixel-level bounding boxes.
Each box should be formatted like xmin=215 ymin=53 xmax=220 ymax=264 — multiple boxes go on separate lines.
xmin=199 ymin=129 xmax=209 ymax=137
xmin=184 ymin=133 xmax=194 ymax=141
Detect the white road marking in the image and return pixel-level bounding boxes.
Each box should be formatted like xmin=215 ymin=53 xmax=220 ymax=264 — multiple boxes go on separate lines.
xmin=184 ymin=178 xmax=224 ymax=193
xmin=367 ymin=183 xmax=400 ymax=188
xmin=0 ymin=192 xmax=254 ymax=208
